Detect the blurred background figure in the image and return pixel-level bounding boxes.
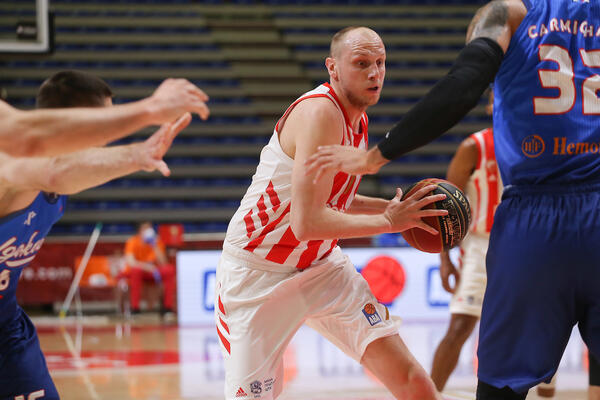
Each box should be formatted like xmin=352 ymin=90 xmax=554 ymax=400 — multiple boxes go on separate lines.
xmin=121 ymin=221 xmax=176 ymax=318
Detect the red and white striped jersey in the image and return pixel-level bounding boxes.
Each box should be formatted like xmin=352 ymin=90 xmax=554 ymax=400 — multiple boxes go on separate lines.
xmin=464 ymin=128 xmax=503 ymax=236
xmin=224 ymin=83 xmax=368 ymax=270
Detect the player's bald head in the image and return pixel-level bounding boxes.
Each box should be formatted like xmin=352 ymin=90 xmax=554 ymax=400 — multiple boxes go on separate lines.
xmin=329 ymin=26 xmax=383 ymax=59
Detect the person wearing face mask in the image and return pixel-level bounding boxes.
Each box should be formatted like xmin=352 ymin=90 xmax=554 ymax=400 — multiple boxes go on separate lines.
xmin=123 ymin=221 xmax=175 ymax=316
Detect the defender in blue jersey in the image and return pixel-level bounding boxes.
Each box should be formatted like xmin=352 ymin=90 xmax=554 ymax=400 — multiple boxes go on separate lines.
xmin=0 ymin=71 xmax=192 ymax=400
xmin=304 ymin=1 xmax=600 ymax=399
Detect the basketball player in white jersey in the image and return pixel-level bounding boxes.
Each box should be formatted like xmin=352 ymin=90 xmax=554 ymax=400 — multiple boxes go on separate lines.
xmin=430 ymin=90 xmax=503 ymax=391
xmin=216 ymin=27 xmax=446 ymax=400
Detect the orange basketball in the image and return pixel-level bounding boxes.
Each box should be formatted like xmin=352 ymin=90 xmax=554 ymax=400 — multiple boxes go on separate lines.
xmin=400 ymin=178 xmax=471 ymax=253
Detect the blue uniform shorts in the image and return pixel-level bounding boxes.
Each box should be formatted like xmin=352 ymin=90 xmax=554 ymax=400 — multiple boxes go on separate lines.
xmin=478 ymin=181 xmax=600 ymax=394
xmin=0 ymin=309 xmax=59 ymax=400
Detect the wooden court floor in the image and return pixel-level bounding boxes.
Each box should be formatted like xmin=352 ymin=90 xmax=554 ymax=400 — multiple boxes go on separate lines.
xmin=33 ymin=315 xmax=589 ymax=400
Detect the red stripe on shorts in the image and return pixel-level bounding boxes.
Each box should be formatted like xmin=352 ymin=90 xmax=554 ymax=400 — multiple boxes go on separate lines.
xmin=219 ymin=316 xmax=230 ymax=334
xmin=218 ymin=295 xmax=226 ymax=315
xmin=216 ymin=326 xmax=231 ymax=354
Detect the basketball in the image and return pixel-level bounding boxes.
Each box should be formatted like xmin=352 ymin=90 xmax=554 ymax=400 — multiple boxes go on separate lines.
xmin=400 ymin=178 xmax=471 ymax=253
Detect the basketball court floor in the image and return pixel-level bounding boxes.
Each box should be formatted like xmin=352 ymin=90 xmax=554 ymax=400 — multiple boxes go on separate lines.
xmin=34 ymin=315 xmax=590 ymax=400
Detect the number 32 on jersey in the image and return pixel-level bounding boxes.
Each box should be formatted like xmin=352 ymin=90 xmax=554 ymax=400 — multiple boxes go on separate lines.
xmin=534 ymin=44 xmax=600 ymax=115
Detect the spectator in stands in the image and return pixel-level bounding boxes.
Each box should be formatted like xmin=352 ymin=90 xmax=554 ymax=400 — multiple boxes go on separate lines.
xmin=0 ymin=78 xmax=208 ymax=158
xmin=123 ymin=221 xmax=176 ymax=316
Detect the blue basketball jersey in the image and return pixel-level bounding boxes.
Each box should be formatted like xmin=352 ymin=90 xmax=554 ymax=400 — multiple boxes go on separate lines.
xmin=0 ymin=192 xmax=65 ymax=326
xmin=494 ymin=0 xmax=600 ymax=185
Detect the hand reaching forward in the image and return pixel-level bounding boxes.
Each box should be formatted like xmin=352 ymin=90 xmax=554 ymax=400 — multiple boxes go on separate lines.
xmin=383 ymin=185 xmax=448 ymax=235
xmin=136 ymin=112 xmax=192 ymax=176
xmin=304 ymin=145 xmax=372 ymax=183
xmin=148 ymin=79 xmax=210 ymax=124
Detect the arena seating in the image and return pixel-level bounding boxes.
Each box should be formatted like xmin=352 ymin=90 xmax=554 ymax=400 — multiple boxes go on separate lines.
xmin=0 ymin=0 xmax=490 ymax=236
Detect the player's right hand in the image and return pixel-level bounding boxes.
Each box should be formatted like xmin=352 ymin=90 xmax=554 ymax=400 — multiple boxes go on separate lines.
xmin=383 ymin=185 xmax=448 ymax=234
xmin=148 ymin=78 xmax=210 ymax=123
xmin=440 ymin=256 xmax=460 ymax=294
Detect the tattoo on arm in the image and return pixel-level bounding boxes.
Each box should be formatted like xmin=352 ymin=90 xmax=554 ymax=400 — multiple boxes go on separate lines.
xmin=467 ymin=0 xmax=509 ymax=42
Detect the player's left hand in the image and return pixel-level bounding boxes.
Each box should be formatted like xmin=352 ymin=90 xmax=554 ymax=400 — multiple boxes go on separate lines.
xmin=137 ymin=112 xmax=192 ymax=176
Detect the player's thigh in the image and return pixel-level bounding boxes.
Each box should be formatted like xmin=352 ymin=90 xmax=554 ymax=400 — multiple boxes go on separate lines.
xmin=0 ymin=333 xmax=59 ymax=399
xmin=478 ymin=198 xmax=577 ymax=393
xmin=449 ymin=234 xmax=488 ymax=318
xmin=215 ymin=255 xmax=306 ymax=400
xmin=305 ymin=256 xmax=398 ymax=363
xmin=578 ymin=220 xmax=600 ymax=379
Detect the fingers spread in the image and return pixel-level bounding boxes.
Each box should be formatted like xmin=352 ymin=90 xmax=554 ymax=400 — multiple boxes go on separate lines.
xmin=419 ymin=209 xmax=449 ymax=217
xmin=170 ymin=112 xmax=192 ymax=138
xmin=408 ymin=184 xmax=438 ymax=200
xmin=188 ymin=85 xmax=209 ymax=102
xmin=415 ymin=195 xmax=447 ymax=210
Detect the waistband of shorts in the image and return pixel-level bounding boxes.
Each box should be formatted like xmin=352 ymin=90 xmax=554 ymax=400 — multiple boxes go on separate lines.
xmin=503 ymin=180 xmax=600 ymax=198
xmin=222 ymin=241 xmax=344 ymax=273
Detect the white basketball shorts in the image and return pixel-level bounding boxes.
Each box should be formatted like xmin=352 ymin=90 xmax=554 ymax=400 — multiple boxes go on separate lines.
xmin=449 ymin=233 xmax=489 ymax=318
xmin=214 ymin=243 xmax=399 ymax=400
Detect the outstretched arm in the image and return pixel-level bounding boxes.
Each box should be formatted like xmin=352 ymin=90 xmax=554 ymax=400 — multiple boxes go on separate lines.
xmin=0 ymin=113 xmax=191 ymax=195
xmin=305 ymin=0 xmax=526 ymax=178
xmin=285 ymin=99 xmax=447 ymax=242
xmin=1 ymin=78 xmax=208 ymax=157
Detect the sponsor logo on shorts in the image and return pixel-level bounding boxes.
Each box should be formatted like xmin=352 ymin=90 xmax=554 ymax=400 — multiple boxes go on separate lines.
xmin=236 ymin=387 xmax=248 ymax=397
xmin=263 ymin=378 xmax=274 ymax=392
xmin=362 ymin=303 xmax=382 ymax=326
xmin=250 ymin=380 xmax=262 ymax=395
xmin=522 ymin=134 xmax=545 ymax=158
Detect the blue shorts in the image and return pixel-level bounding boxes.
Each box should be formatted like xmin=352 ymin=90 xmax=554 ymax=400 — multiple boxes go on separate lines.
xmin=0 ymin=309 xmax=59 ymax=400
xmin=478 ymin=181 xmax=600 ymax=394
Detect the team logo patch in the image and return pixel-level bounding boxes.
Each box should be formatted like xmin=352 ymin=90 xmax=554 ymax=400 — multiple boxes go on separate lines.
xmin=236 ymin=387 xmax=248 ymax=397
xmin=522 ymin=134 xmax=545 ymax=158
xmin=250 ymin=380 xmax=262 ymax=395
xmin=362 ymin=303 xmax=382 ymax=326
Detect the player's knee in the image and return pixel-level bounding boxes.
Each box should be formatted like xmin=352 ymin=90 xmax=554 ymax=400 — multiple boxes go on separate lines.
xmin=446 ymin=315 xmax=477 ymax=343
